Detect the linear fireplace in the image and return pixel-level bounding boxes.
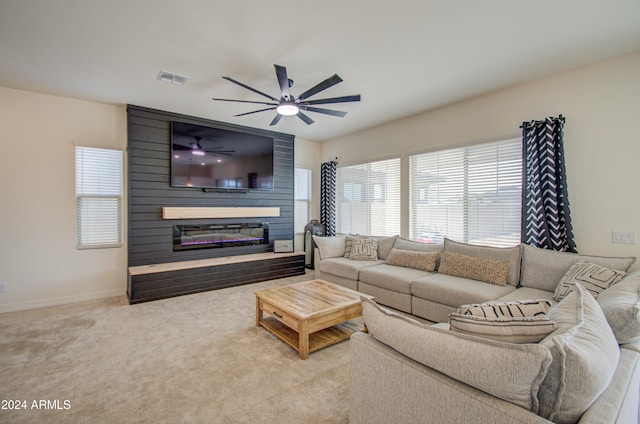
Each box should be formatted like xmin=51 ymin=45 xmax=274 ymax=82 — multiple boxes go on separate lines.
xmin=173 ymin=222 xmax=269 ymax=252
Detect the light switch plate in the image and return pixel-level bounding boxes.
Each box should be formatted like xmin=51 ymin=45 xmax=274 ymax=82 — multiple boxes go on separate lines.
xmin=612 ymin=231 xmax=637 ymax=244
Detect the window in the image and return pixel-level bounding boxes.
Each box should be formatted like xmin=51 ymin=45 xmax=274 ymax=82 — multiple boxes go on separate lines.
xmin=75 ymin=146 xmax=123 ymax=249
xmin=294 ymin=167 xmax=312 ymax=233
xmin=337 ymin=158 xmax=400 ymax=236
xmin=409 ymin=139 xmax=521 ymax=248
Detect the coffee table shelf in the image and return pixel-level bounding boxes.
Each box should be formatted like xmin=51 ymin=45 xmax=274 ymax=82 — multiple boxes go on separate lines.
xmin=260 ymin=316 xmax=361 ymax=354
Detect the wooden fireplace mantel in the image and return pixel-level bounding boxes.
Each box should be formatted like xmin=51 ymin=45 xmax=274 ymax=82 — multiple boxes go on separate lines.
xmin=162 ymin=207 xmax=281 ymax=220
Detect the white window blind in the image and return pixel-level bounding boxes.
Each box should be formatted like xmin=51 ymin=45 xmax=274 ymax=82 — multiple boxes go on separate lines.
xmin=337 ymin=158 xmax=401 ymax=237
xmin=294 ymin=167 xmax=312 ymax=233
xmin=409 ymin=139 xmax=521 ymax=248
xmin=76 ymin=146 xmax=123 ymax=249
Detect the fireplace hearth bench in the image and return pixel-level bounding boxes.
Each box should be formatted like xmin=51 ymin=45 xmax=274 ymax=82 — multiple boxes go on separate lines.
xmin=127 ymin=252 xmax=304 ymax=303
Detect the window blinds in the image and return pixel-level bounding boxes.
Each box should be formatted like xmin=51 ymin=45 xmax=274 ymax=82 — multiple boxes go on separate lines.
xmin=409 ymin=139 xmax=521 ymax=248
xmin=294 ymin=167 xmax=311 ymax=233
xmin=75 ymin=146 xmax=123 ymax=249
xmin=337 ymin=158 xmax=401 ymax=237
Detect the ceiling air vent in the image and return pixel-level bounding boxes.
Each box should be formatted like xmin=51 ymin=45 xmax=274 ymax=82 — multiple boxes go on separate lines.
xmin=157 ymin=71 xmax=188 ymax=86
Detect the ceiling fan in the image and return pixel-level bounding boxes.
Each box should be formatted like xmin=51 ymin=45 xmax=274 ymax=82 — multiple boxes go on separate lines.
xmin=212 ymin=64 xmax=361 ymax=126
xmin=172 ymin=136 xmax=235 ymax=156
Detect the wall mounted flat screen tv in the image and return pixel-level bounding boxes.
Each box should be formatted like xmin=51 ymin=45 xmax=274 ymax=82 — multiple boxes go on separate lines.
xmin=170 ymin=121 xmax=274 ymax=190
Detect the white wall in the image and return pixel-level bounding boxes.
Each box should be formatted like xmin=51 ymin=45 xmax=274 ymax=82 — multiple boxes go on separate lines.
xmin=321 ymin=51 xmax=640 ymax=268
xmin=0 ymin=87 xmax=127 ymax=312
xmin=294 ymin=137 xmax=322 ymax=250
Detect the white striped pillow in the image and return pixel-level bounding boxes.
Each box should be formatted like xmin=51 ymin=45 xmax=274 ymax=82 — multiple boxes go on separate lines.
xmin=450 ymin=299 xmax=556 ymax=343
xmin=457 ymin=299 xmax=552 ymax=318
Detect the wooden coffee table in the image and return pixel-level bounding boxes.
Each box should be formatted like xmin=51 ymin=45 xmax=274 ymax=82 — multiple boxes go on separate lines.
xmin=254 ymin=279 xmax=373 ymax=359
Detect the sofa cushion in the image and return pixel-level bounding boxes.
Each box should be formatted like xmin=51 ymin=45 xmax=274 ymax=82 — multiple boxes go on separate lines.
xmin=597 ymin=270 xmax=640 ymax=344
xmin=444 ymin=238 xmax=522 ymax=286
xmin=361 ymin=297 xmax=552 ymax=412
xmin=553 ymin=260 xmax=626 ymax=301
xmin=317 ymin=256 xmax=384 ymax=280
xmin=385 ymin=248 xmax=439 ymax=272
xmin=349 ymin=237 xmax=378 ymax=260
xmin=411 ymin=273 xmax=516 ymax=307
xmin=520 ymin=244 xmax=635 ymax=292
xmin=449 ymin=313 xmax=557 ymax=343
xmin=374 ymin=235 xmax=398 ymax=260
xmin=359 ymin=264 xmax=432 ymax=295
xmin=495 ymin=287 xmax=556 ymax=304
xmin=312 ymin=235 xmax=345 ymax=259
xmin=393 ymin=237 xmax=443 ymax=253
xmin=438 ymin=250 xmax=509 ymax=286
xmin=538 ymin=284 xmax=620 ymax=424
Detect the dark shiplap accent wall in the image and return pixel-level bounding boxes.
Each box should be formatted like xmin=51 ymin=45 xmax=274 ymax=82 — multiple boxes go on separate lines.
xmin=127 ymin=105 xmax=295 ymax=267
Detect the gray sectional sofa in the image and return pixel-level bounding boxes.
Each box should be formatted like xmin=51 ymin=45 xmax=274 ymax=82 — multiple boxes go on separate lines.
xmin=313 ymin=235 xmax=640 ymax=423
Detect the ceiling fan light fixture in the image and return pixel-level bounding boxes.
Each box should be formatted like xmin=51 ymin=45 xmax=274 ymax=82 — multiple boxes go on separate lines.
xmin=191 ymin=149 xmax=205 ymax=156
xmin=276 ymin=103 xmax=299 ymax=116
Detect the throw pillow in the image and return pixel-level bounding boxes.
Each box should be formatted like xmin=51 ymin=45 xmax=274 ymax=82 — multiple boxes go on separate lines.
xmin=344 ymin=235 xmax=369 ymax=258
xmin=349 ymin=237 xmax=378 ymax=260
xmin=444 ymin=238 xmax=522 ymax=286
xmin=597 ymin=270 xmax=640 ymax=344
xmin=438 ymin=250 xmax=509 ymax=286
xmin=449 ymin=313 xmax=557 ymax=343
xmin=537 ymin=284 xmax=620 ymax=423
xmin=361 ymin=297 xmax=552 ymax=412
xmin=553 ymin=260 xmax=626 ymax=301
xmin=457 ymin=299 xmax=552 ymax=318
xmin=385 ymin=248 xmax=439 ymax=272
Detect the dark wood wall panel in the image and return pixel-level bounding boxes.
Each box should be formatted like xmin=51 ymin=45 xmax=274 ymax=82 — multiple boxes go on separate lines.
xmin=127 ymin=105 xmax=296 ymax=267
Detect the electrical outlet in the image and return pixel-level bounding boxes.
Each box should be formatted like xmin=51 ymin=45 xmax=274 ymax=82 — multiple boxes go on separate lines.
xmin=0 ymin=283 xmax=6 ymax=293
xmin=612 ymin=231 xmax=637 ymax=244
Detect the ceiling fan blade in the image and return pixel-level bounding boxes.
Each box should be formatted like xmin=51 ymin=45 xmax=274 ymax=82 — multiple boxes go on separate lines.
xmin=172 ymin=144 xmax=192 ymax=151
xmin=270 ymin=114 xmax=282 ymax=126
xmin=297 ymin=112 xmax=315 ymax=125
xmin=233 ymin=107 xmax=277 ymax=117
xmin=301 ymin=106 xmax=347 ymax=117
xmin=302 ymin=94 xmax=361 ymax=105
xmin=222 ymin=76 xmax=279 ymax=101
xmin=212 ymin=97 xmax=278 ymax=106
xmin=274 ymin=65 xmax=291 ymax=101
xmin=296 ymin=74 xmax=343 ymax=102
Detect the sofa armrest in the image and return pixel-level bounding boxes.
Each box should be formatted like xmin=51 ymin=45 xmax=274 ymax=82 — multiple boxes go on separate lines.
xmin=577 ymin=348 xmax=640 ymax=424
xmin=349 ymin=332 xmax=551 ymax=424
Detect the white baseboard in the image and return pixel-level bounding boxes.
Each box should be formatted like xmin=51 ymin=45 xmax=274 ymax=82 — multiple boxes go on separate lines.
xmin=0 ymin=288 xmax=125 ymax=314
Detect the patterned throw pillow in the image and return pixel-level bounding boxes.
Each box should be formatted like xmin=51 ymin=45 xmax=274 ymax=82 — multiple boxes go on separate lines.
xmin=449 ymin=313 xmax=557 ymax=344
xmin=385 ymin=248 xmax=439 ymax=272
xmin=450 ymin=299 xmax=557 ymax=343
xmin=349 ymin=237 xmax=378 ymax=260
xmin=554 ymin=260 xmax=627 ymax=301
xmin=344 ymin=235 xmax=364 ymax=258
xmin=438 ymin=250 xmax=510 ymax=286
xmin=457 ymin=299 xmax=552 ymax=318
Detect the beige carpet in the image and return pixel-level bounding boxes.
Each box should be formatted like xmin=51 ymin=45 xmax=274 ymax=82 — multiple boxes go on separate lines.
xmin=0 ymin=271 xmax=355 ymax=423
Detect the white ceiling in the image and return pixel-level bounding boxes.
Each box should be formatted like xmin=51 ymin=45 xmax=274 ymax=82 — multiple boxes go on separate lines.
xmin=1 ymin=0 xmax=639 ymax=141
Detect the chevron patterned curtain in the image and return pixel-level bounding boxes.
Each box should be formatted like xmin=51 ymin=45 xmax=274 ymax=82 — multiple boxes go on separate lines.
xmin=521 ymin=115 xmax=577 ymax=252
xmin=320 ymin=160 xmax=337 ymax=236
